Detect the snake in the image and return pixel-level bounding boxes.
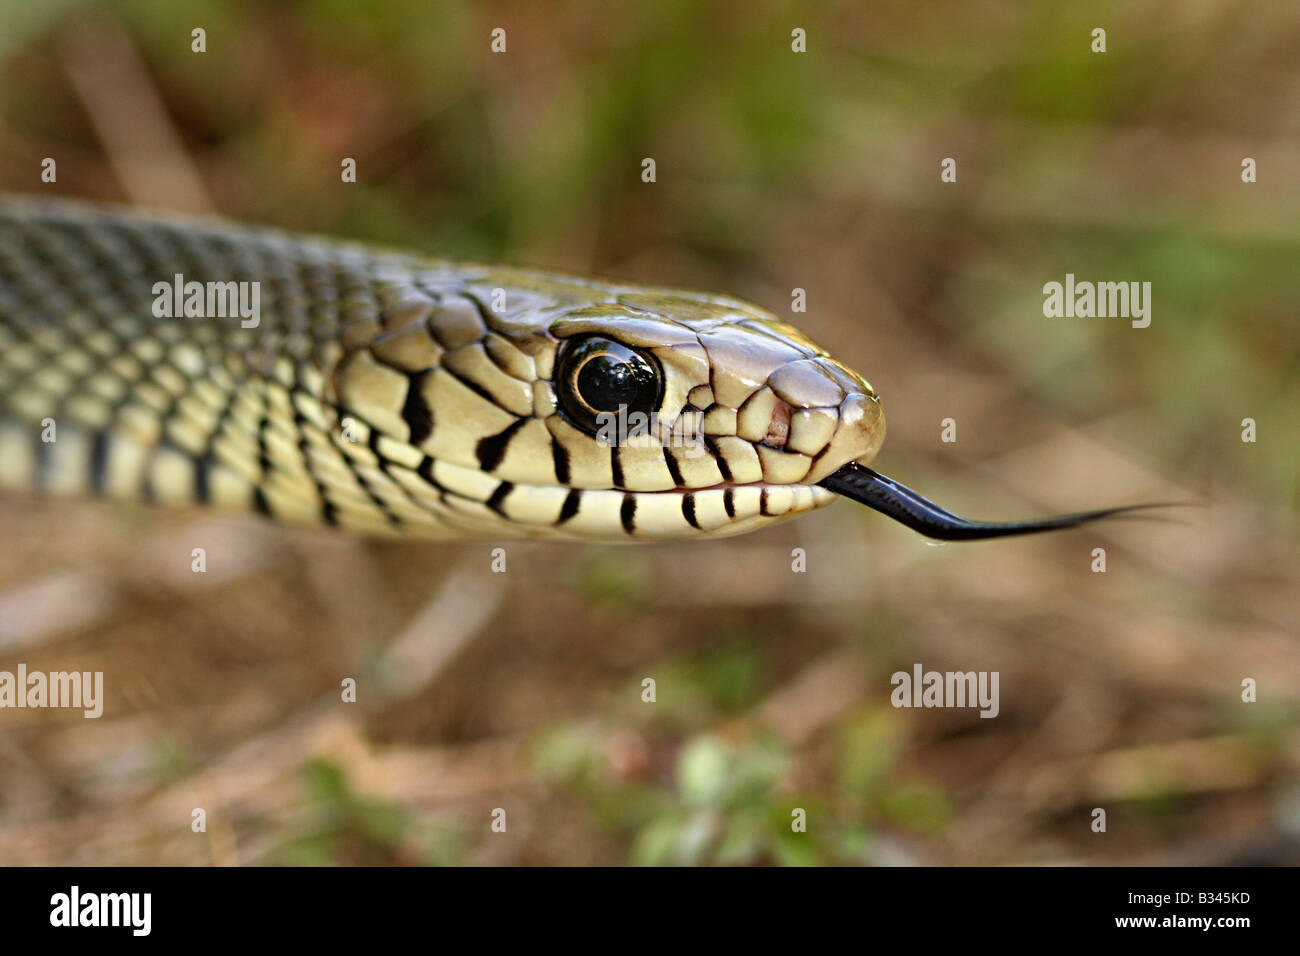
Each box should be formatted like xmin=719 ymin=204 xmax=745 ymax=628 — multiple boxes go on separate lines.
xmin=0 ymin=196 xmax=1153 ymax=543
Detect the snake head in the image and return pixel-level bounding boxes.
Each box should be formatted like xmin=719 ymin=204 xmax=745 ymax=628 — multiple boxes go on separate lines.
xmin=364 ymin=274 xmax=1160 ymax=543
xmin=537 ymin=291 xmax=1166 ymax=542
xmin=536 ymin=291 xmax=886 ymax=539
xmin=336 ymin=263 xmax=1165 ymax=543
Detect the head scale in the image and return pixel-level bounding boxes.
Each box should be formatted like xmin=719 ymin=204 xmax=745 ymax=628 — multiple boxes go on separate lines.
xmin=335 ymin=269 xmax=884 ymax=541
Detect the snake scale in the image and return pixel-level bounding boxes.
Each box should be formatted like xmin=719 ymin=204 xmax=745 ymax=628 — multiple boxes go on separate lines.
xmin=0 ymin=196 xmax=1149 ymax=543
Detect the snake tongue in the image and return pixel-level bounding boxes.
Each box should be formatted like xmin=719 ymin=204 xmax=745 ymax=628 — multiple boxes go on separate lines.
xmin=817 ymin=461 xmax=1166 ymax=541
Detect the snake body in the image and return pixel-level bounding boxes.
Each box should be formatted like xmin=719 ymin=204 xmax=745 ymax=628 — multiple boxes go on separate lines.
xmin=0 ymin=197 xmax=887 ymax=542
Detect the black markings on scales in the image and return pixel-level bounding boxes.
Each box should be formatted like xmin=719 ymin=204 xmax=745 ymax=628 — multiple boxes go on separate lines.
xmin=476 ymin=417 xmax=527 ymax=474
xmin=682 ymin=493 xmax=700 ymax=529
xmin=401 ymin=370 xmax=434 ymax=445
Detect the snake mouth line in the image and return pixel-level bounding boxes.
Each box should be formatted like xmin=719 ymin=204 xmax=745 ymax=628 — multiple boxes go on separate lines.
xmin=818 ymin=461 xmax=1171 ymax=541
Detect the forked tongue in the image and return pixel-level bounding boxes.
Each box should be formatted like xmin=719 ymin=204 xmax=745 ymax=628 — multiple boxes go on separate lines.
xmin=818 ymin=461 xmax=1169 ymax=541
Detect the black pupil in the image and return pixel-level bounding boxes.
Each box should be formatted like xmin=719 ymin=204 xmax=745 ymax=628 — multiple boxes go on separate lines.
xmin=577 ymin=351 xmax=652 ymax=413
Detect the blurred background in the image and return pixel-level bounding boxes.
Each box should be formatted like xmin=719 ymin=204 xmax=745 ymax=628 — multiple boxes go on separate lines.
xmin=0 ymin=0 xmax=1296 ymax=865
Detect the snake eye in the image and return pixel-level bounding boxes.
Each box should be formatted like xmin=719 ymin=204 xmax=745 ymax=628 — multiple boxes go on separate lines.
xmin=555 ymin=335 xmax=664 ymax=435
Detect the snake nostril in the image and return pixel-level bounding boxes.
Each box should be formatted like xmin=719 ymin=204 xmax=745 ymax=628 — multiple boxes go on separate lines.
xmin=764 ymin=399 xmax=792 ymax=448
